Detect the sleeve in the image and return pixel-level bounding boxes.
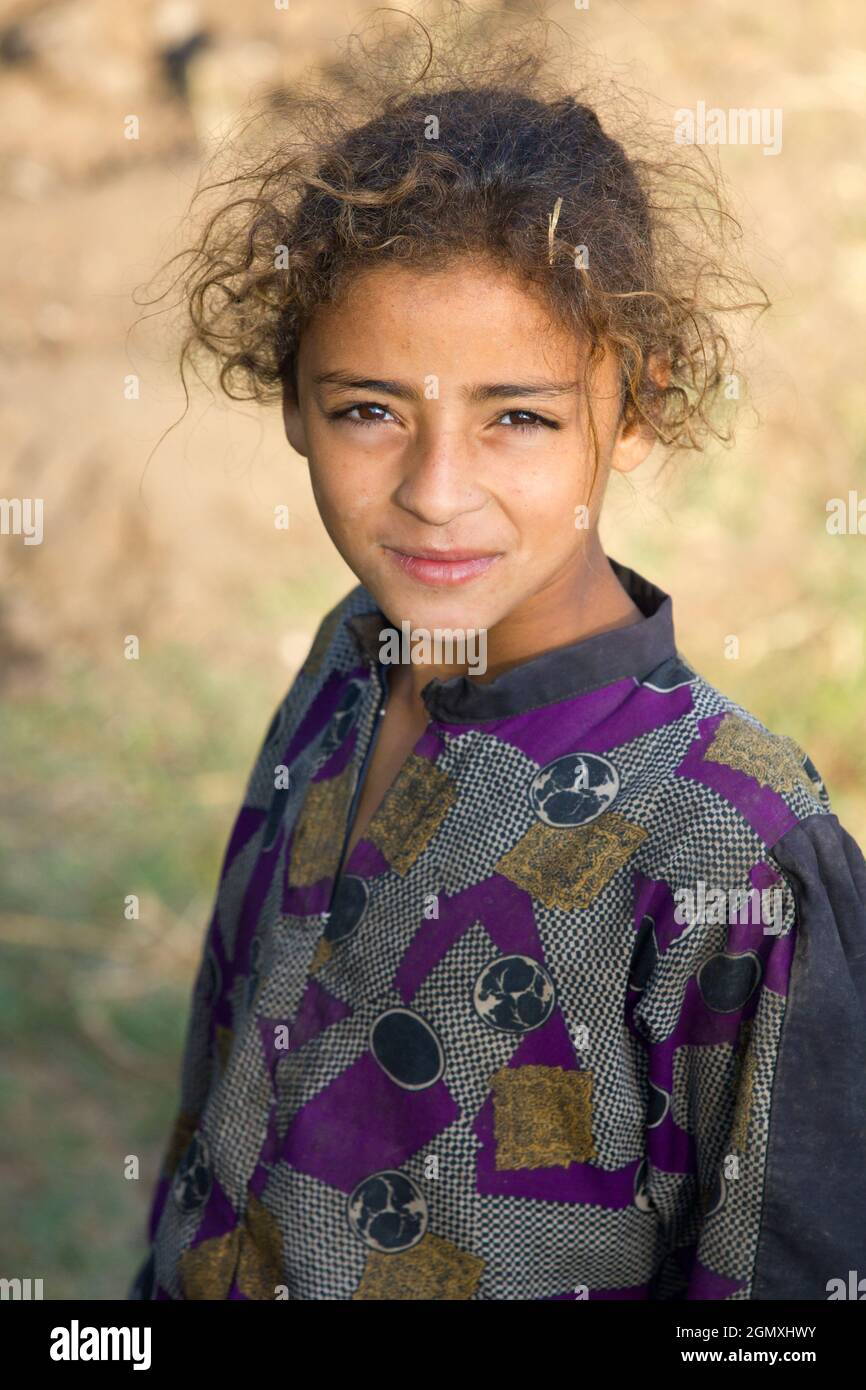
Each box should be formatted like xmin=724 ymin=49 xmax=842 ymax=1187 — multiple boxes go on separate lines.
xmin=127 ymin=692 xmax=291 ymax=1300
xmin=127 ymin=601 xmax=350 ymax=1298
xmin=749 ymin=811 xmax=866 ymax=1298
xmin=632 ymin=810 xmax=866 ymax=1301
xmin=125 ymin=800 xmax=261 ymax=1295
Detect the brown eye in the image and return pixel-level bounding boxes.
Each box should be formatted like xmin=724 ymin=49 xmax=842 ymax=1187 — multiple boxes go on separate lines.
xmin=330 ymin=401 xmax=397 ymax=427
xmin=497 ymin=410 xmax=558 ymax=432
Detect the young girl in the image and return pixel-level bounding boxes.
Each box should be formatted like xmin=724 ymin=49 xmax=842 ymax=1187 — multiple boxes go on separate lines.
xmin=130 ymin=14 xmax=866 ymax=1301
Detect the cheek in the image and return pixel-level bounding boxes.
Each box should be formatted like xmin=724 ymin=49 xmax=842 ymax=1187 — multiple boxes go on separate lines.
xmin=308 ymin=455 xmax=381 ymax=535
xmin=499 ymin=452 xmax=601 ymax=556
xmin=505 ymin=451 xmax=592 ymax=517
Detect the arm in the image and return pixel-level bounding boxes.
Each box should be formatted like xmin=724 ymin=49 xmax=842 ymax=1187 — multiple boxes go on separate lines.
xmin=632 ymin=810 xmax=866 ymax=1299
xmin=127 ymin=841 xmax=255 ymax=1298
xmin=127 ymin=696 xmax=288 ymax=1298
xmin=750 ymin=812 xmax=866 ymax=1298
xmin=127 ymin=599 xmax=352 ymax=1298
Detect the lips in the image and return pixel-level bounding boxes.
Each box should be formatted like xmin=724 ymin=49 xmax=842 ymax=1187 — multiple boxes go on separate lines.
xmin=383 ymin=546 xmax=503 ymax=588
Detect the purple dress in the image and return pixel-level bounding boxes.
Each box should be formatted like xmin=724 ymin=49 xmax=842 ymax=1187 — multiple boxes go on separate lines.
xmin=129 ymin=558 xmax=866 ymax=1300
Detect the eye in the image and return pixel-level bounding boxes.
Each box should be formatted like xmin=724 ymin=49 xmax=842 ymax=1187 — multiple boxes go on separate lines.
xmin=496 ymin=409 xmax=560 ymax=433
xmin=329 ymin=401 xmax=398 ymax=428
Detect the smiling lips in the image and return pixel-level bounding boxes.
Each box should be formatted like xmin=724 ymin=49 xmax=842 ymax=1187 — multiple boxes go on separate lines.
xmin=384 ymin=546 xmax=502 ymax=587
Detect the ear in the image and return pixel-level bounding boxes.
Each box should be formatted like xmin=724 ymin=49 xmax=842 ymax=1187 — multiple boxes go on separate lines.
xmin=609 ymin=410 xmax=657 ymax=476
xmin=609 ymin=352 xmax=669 ymax=476
xmin=281 ymin=374 xmax=308 ymax=458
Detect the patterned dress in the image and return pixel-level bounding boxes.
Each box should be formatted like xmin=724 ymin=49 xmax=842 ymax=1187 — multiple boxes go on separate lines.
xmin=129 ymin=558 xmax=866 ymax=1300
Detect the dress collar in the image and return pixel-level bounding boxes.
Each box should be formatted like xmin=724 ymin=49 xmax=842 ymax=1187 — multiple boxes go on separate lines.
xmin=344 ymin=557 xmax=677 ymax=723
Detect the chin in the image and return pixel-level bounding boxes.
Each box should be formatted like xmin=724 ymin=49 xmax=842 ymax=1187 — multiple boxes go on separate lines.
xmin=371 ymin=577 xmax=502 ymax=637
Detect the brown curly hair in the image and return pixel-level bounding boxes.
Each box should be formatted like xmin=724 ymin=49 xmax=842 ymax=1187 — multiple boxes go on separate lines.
xmin=151 ymin=2 xmax=769 ymax=495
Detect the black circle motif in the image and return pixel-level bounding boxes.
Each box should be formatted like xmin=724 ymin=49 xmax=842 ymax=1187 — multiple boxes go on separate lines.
xmin=529 ymin=752 xmax=619 ymax=826
xmin=703 ymin=1167 xmax=727 ymax=1218
xmin=473 ymin=954 xmax=556 ymax=1033
xmin=370 ymin=1009 xmax=444 ymax=1089
xmin=640 ymin=657 xmax=697 ymax=693
xmin=646 ymin=1081 xmax=670 ymax=1129
xmin=696 ymin=951 xmax=762 ymax=1013
xmin=172 ymin=1132 xmax=213 ymax=1215
xmin=634 ymin=1156 xmax=653 ymax=1213
xmin=629 ymin=914 xmax=658 ymax=992
xmin=320 ymin=679 xmax=365 ymax=759
xmin=262 ymin=783 xmax=290 ymax=852
xmin=347 ymin=1171 xmax=428 ymax=1252
xmin=325 ymin=874 xmax=369 ymax=944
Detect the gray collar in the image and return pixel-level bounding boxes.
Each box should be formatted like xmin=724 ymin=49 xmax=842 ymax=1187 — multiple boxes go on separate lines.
xmin=344 ymin=557 xmax=677 ymax=723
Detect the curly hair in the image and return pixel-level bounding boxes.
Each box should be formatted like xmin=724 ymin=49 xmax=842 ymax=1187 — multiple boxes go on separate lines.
xmin=150 ymin=1 xmax=769 ymax=494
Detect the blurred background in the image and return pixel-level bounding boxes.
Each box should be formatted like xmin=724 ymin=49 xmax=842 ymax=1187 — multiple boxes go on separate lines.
xmin=0 ymin=0 xmax=863 ymax=1298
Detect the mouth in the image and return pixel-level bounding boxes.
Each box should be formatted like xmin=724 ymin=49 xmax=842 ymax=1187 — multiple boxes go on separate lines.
xmin=382 ymin=545 xmax=503 ymax=588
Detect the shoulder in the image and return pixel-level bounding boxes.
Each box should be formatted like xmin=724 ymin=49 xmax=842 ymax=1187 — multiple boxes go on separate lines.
xmin=240 ymin=582 xmax=378 ymax=807
xmin=296 ymin=582 xmax=380 ymax=682
xmin=615 ymin=654 xmax=845 ymax=957
xmin=626 ymin=654 xmax=866 ymax=976
xmin=273 ymin=580 xmax=377 ymax=716
xmin=768 ymin=809 xmax=866 ymax=928
xmin=632 ymin=654 xmax=834 ymax=859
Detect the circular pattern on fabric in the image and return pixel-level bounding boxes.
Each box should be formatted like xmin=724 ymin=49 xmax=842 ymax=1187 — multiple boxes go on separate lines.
xmin=172 ymin=1132 xmax=213 ymax=1214
xmin=640 ymin=656 xmax=697 ymax=692
xmin=646 ymin=1081 xmax=671 ymax=1129
xmin=629 ymin=914 xmax=658 ymax=992
xmin=801 ymin=752 xmax=829 ymax=805
xmin=528 ymin=752 xmax=619 ymax=826
xmin=369 ymin=1008 xmax=445 ymax=1089
xmin=704 ymin=1167 xmax=727 ymax=1218
xmin=324 ymin=874 xmax=369 ymax=944
xmin=320 ymin=678 xmax=366 ymax=759
xmin=347 ymin=1170 xmax=428 ymax=1252
xmin=472 ymin=954 xmax=556 ymax=1033
xmin=696 ymin=951 xmax=762 ymax=1013
xmin=634 ymin=1157 xmax=653 ymax=1213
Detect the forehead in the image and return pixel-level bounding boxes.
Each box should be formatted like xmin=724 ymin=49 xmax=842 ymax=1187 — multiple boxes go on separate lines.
xmin=298 ymin=255 xmax=588 ymax=375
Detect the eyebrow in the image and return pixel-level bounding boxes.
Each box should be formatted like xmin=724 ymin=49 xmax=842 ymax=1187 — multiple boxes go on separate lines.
xmin=312 ymin=371 xmax=581 ymax=402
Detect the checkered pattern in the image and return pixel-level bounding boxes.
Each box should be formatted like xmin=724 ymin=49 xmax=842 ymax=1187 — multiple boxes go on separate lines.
xmin=141 ymin=587 xmax=836 ymax=1301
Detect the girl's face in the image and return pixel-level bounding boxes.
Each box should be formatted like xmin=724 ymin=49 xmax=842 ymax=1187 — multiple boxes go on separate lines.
xmin=283 ymin=255 xmax=654 ymax=641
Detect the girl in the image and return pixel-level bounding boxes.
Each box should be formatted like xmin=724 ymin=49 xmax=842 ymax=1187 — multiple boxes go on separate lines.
xmin=130 ymin=11 xmax=866 ymax=1300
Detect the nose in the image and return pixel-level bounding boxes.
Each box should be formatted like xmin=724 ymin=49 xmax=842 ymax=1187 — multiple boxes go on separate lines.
xmin=393 ymin=422 xmax=488 ymax=526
